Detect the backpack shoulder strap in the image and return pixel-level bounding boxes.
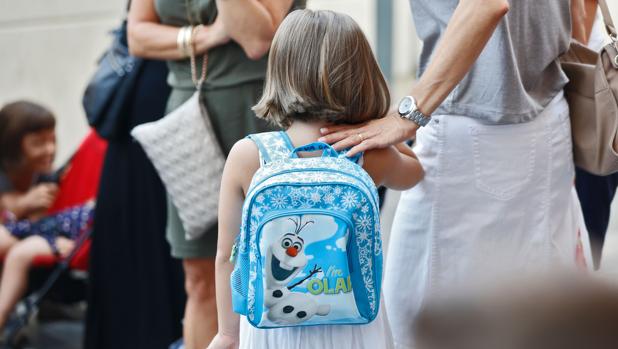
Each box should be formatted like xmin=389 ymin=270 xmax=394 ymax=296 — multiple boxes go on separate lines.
xmin=338 ymin=149 xmax=364 ymax=165
xmin=246 ymin=131 xmax=296 ymax=165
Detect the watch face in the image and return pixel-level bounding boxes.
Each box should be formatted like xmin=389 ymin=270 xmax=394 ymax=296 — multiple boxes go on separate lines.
xmin=398 ymin=96 xmax=416 ymax=115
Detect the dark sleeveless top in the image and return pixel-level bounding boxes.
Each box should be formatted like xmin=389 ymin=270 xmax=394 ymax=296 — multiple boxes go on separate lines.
xmin=154 ymin=0 xmax=305 ymax=90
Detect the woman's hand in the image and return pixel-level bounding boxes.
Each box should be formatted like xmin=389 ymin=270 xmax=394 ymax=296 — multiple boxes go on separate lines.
xmin=206 ymin=333 xmax=239 ymax=349
xmin=215 ymin=0 xmax=294 ymax=60
xmin=19 ymin=184 xmax=58 ymax=213
xmin=194 ymin=17 xmax=231 ymax=55
xmin=318 ymin=108 xmax=419 ymax=157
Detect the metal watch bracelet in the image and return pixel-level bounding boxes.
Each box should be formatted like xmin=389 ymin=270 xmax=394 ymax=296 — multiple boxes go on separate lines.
xmin=402 ymin=110 xmax=431 ymax=127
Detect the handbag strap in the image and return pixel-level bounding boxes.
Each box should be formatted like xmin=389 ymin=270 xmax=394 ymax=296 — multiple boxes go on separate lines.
xmin=598 ymin=0 xmax=617 ymax=41
xmin=184 ymin=0 xmax=208 ymax=89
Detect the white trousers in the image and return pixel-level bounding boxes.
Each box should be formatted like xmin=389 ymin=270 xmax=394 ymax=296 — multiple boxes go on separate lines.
xmin=383 ymin=92 xmax=590 ymax=349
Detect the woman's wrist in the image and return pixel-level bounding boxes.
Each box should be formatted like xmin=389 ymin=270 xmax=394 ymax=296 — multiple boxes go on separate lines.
xmin=193 ymin=25 xmax=211 ymax=55
xmin=176 ymin=26 xmax=193 ymax=58
xmin=388 ymin=107 xmax=419 ymax=140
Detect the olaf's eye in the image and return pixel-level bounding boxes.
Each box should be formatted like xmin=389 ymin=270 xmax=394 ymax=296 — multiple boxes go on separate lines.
xmin=293 ymin=242 xmax=303 ymax=252
xmin=281 ymin=238 xmax=293 ymax=249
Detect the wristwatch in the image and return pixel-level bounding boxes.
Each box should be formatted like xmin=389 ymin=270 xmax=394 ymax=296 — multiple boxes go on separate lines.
xmin=398 ymin=95 xmax=431 ymax=127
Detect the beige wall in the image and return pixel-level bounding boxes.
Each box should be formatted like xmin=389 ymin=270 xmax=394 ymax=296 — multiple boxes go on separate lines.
xmin=1 ymin=1 xmax=616 ymax=164
xmin=0 ymin=0 xmax=125 ymax=164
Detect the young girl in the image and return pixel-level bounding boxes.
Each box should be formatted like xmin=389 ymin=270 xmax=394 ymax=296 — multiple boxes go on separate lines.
xmin=0 ymin=101 xmax=93 ymax=331
xmin=208 ymin=9 xmax=424 ymax=349
xmin=0 ymin=101 xmax=58 ymax=219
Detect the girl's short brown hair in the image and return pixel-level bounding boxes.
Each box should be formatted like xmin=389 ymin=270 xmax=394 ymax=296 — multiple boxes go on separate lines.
xmin=0 ymin=101 xmax=56 ymax=170
xmin=253 ymin=9 xmax=390 ymax=128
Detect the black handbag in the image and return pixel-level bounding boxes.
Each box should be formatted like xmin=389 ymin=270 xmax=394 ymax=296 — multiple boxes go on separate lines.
xmin=82 ymin=20 xmax=143 ymax=140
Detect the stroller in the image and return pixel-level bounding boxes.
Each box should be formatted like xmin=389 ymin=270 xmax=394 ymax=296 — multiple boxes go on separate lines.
xmin=3 ymin=131 xmax=107 ymax=348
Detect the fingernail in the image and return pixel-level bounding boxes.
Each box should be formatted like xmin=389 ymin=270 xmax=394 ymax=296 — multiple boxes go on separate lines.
xmin=320 ymin=128 xmax=328 ymax=134
xmin=318 ymin=137 xmax=325 ymax=142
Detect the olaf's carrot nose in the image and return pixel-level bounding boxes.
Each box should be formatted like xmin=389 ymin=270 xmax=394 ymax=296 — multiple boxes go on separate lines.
xmin=286 ymin=246 xmax=298 ymax=257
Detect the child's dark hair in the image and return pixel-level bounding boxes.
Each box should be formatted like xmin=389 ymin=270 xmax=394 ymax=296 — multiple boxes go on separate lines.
xmin=0 ymin=101 xmax=56 ymax=170
xmin=253 ymin=9 xmax=391 ymax=128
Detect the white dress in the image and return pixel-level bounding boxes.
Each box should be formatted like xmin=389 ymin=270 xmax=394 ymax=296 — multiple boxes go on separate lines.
xmin=383 ymin=92 xmax=591 ymax=349
xmin=239 ymin=298 xmax=394 ymax=349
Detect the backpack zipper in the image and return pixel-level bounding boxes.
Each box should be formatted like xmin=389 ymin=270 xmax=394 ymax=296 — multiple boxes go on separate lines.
xmin=247 ymin=167 xmax=379 ymax=211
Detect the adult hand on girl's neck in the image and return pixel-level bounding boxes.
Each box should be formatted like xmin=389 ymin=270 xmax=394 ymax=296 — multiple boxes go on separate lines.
xmin=318 ymin=107 xmax=418 ymax=157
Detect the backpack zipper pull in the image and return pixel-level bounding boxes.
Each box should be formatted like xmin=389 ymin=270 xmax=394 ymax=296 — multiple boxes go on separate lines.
xmin=230 ymin=242 xmax=238 ymax=263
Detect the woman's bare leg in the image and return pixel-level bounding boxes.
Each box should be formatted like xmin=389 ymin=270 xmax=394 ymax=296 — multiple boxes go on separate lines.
xmin=183 ymin=257 xmax=218 ymax=349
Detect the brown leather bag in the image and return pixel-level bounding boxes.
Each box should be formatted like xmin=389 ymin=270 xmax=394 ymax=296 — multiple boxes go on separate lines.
xmin=561 ymin=0 xmax=618 ymax=175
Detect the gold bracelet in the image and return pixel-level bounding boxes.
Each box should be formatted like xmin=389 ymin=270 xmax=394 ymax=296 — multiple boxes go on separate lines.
xmin=176 ymin=26 xmax=185 ymax=56
xmin=177 ymin=26 xmax=192 ymax=57
xmin=183 ymin=25 xmax=195 ymax=57
xmin=182 ymin=26 xmax=189 ymax=56
xmin=176 ymin=26 xmax=186 ymax=57
xmin=184 ymin=25 xmax=194 ymax=57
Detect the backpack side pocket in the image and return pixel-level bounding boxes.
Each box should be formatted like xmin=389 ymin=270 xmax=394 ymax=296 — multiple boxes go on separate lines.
xmin=231 ymin=248 xmax=251 ymax=315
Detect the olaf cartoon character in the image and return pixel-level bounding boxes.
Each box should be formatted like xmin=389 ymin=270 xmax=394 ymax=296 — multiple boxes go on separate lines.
xmin=264 ymin=217 xmax=330 ymax=325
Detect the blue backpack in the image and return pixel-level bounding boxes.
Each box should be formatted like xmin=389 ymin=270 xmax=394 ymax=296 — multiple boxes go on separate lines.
xmin=230 ymin=131 xmax=382 ymax=328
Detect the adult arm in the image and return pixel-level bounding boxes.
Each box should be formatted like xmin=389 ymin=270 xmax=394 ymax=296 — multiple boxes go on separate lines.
xmin=572 ymin=0 xmax=589 ymax=43
xmin=319 ymin=0 xmax=510 ymax=156
xmin=215 ymin=0 xmax=294 ymax=60
xmin=572 ymin=0 xmax=599 ymax=44
xmin=584 ymin=0 xmax=599 ymax=43
xmin=128 ymin=0 xmax=230 ymax=60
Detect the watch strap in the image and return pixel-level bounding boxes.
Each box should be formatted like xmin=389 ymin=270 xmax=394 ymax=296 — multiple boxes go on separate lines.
xmin=402 ymin=110 xmax=431 ymax=127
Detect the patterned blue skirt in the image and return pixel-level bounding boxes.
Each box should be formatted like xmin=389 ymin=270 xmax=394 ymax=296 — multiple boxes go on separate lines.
xmin=3 ymin=203 xmax=94 ymax=256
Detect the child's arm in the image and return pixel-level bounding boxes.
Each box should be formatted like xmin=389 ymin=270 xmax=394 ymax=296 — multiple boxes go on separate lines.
xmin=0 ymin=184 xmax=58 ymax=220
xmin=209 ymin=139 xmax=260 ymax=349
xmin=363 ymin=143 xmax=424 ymax=191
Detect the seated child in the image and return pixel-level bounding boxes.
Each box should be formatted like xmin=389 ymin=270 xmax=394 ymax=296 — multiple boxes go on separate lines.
xmin=0 ymin=101 xmax=58 ymax=220
xmin=208 ymin=9 xmax=424 ymax=349
xmin=0 ymin=101 xmax=94 ymax=331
